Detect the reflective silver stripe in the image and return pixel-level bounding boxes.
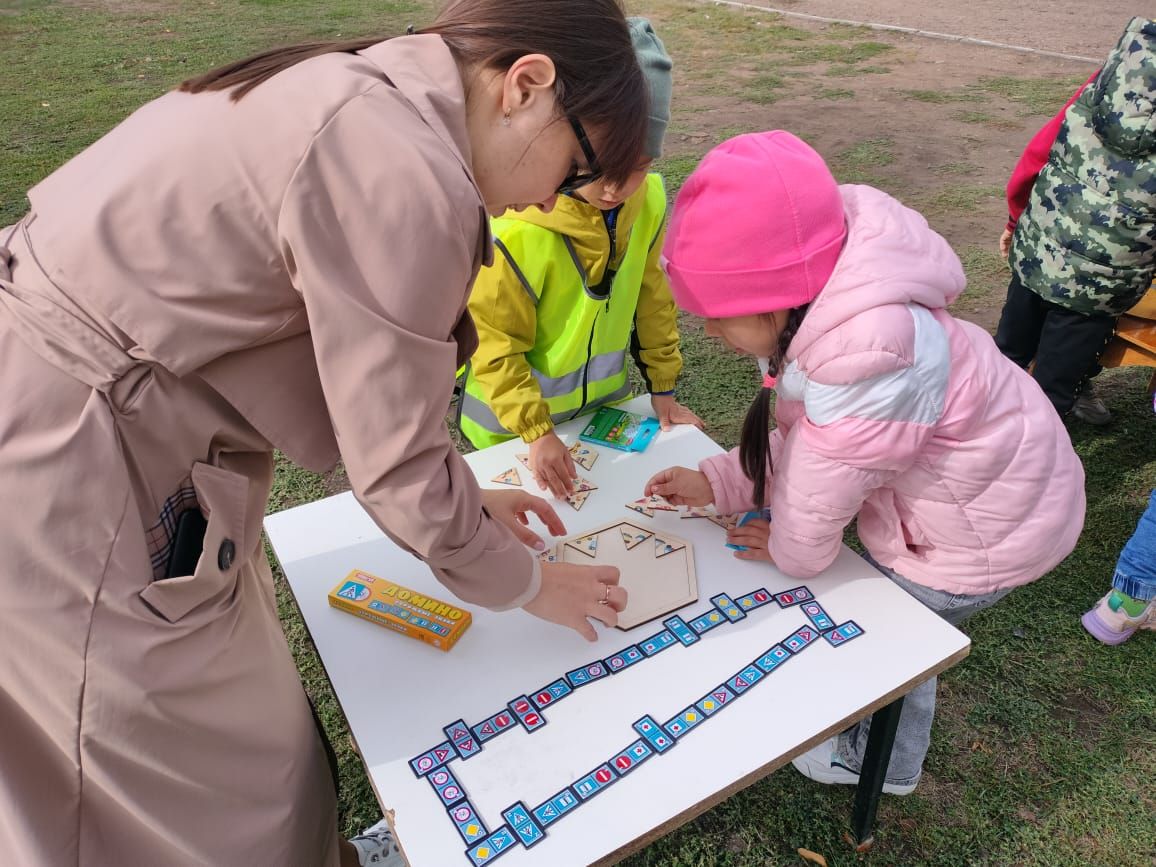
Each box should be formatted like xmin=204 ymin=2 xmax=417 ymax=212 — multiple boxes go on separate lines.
xmin=460 ymin=391 xmax=514 ymax=434
xmin=562 ymin=236 xmax=584 ymax=287
xmin=493 ymin=238 xmax=538 ymax=306
xmin=461 ymin=379 xmax=634 ymax=435
xmin=563 ymin=236 xmax=612 ymax=302
xmin=532 ymin=349 xmax=627 ymax=398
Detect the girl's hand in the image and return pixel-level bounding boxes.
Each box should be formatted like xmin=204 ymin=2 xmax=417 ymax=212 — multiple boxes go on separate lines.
xmin=524 ymin=562 xmax=626 ymax=641
xmin=481 ymin=488 xmax=566 ymax=551
xmin=728 ymin=517 xmax=773 ymax=562
xmin=651 ymin=394 xmax=705 ymax=432
xmin=644 ymin=466 xmax=714 ymax=507
xmin=528 ymin=430 xmax=577 ymax=499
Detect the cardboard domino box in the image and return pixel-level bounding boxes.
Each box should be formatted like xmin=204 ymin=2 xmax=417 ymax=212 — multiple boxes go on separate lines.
xmin=328 ymin=569 xmax=471 ymax=651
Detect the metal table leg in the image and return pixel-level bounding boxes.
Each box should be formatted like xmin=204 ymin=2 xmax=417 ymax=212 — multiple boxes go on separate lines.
xmin=848 ymin=695 xmax=905 ymax=851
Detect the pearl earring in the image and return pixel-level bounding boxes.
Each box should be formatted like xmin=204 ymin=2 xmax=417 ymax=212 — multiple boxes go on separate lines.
xmin=502 ymin=111 xmax=511 ymax=127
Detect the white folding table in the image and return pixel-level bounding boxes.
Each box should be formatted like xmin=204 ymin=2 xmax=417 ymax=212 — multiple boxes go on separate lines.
xmin=266 ymin=397 xmax=969 ymax=866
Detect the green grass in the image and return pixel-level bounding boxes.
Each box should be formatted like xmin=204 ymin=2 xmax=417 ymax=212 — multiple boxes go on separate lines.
xmin=931 ymin=161 xmax=980 ymax=176
xmin=655 ymin=154 xmax=704 ymax=199
xmin=815 ymin=87 xmax=854 ymax=101
xmin=742 ymin=71 xmax=788 ymax=105
xmin=642 ymin=3 xmax=890 ymax=100
xmin=902 ymin=89 xmax=986 ymax=105
xmin=837 ymin=137 xmax=896 ymax=167
xmin=654 ymin=315 xmax=760 ymax=450
xmin=826 ymin=63 xmax=893 ymax=78
xmin=5 ymin=2 xmax=1155 ymax=865
xmin=974 ymin=74 xmax=1091 ymax=116
xmin=953 ymin=246 xmax=1011 ymax=314
xmin=829 ymin=137 xmax=896 ymax=185
xmin=921 ymin=183 xmax=1003 ymax=213
xmin=785 ymin=39 xmax=893 ymax=67
xmin=0 ymin=0 xmax=424 ymax=221
xmin=953 ymin=109 xmax=1022 ymax=130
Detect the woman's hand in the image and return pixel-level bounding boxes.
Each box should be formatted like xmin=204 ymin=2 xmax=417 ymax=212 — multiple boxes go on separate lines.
xmin=727 ymin=516 xmax=773 ymax=562
xmin=481 ymin=488 xmax=566 ymax=551
xmin=651 ymin=394 xmax=705 ymax=432
xmin=528 ymin=429 xmax=577 ymax=499
xmin=644 ymin=466 xmax=714 ymax=507
xmin=524 ymin=561 xmax=626 ymax=641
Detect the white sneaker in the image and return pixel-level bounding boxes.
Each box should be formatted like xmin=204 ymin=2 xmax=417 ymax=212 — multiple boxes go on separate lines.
xmin=349 ymin=817 xmax=407 ymax=866
xmin=790 ymin=736 xmax=917 ymax=796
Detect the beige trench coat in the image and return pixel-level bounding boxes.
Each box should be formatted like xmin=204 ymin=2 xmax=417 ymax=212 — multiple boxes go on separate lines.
xmin=0 ymin=35 xmax=538 ymax=865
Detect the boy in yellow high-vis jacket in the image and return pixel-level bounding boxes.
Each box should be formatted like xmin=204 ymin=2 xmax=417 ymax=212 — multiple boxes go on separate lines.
xmin=460 ymin=17 xmax=702 ymax=497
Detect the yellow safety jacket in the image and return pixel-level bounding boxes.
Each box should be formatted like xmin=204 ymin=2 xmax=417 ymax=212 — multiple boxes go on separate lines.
xmin=459 ymin=173 xmax=682 ymax=448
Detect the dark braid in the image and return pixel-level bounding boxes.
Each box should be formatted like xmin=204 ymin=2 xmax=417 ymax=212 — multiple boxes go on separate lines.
xmin=739 ymin=305 xmax=809 ymax=509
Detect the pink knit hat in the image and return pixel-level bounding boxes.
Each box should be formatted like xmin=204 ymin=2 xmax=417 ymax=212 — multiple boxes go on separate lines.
xmin=661 ymin=131 xmax=847 ymax=318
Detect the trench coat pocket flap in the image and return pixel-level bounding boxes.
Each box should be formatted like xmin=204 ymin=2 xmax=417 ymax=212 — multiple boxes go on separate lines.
xmin=140 ymin=462 xmax=250 ymax=623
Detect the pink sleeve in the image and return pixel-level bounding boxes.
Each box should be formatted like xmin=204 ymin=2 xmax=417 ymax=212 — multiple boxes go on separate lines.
xmin=767 ymin=412 xmax=935 ymax=578
xmin=699 ymin=433 xmax=779 ymax=515
xmin=1005 ymin=71 xmax=1099 ymax=231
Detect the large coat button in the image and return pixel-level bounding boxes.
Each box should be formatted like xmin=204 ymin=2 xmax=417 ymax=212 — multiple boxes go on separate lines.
xmin=217 ymin=539 xmax=236 ymax=571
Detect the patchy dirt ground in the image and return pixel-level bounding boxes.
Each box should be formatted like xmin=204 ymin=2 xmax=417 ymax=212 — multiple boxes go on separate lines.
xmin=652 ymin=0 xmax=1106 ymax=330
xmin=729 ymin=0 xmax=1151 ymax=61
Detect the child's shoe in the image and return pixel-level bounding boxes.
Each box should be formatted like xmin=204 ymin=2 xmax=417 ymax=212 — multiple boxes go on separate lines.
xmin=1072 ymin=381 xmax=1112 ymax=425
xmin=1081 ymin=590 xmax=1155 ymax=645
xmin=790 ymin=736 xmax=917 ymax=795
xmin=349 ymin=817 xmax=406 ymax=866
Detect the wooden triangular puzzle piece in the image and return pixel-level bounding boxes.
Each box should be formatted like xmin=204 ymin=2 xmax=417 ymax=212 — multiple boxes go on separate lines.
xmin=642 ymin=494 xmax=679 ymax=512
xmin=709 ymin=513 xmax=740 ymax=530
xmin=627 ymin=495 xmax=677 ymax=516
xmin=681 ymin=506 xmax=714 ymax=519
xmin=564 ymin=489 xmax=592 ymax=511
xmin=491 ymin=467 xmax=522 ymax=487
xmin=572 ymin=475 xmax=598 ymax=493
xmin=654 ymin=536 xmax=686 ymax=558
xmin=538 ymin=546 xmax=558 ymax=563
xmin=566 ymin=533 xmax=599 ymax=557
xmin=619 ymin=524 xmax=653 ymax=550
xmin=569 ymin=443 xmax=598 ymax=471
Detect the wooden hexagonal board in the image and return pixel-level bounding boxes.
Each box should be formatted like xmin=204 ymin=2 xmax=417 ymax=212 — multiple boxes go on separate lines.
xmin=555 ymin=519 xmax=697 ymax=630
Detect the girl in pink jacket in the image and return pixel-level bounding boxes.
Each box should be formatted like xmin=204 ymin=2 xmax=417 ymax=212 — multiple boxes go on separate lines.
xmin=647 ymin=131 xmax=1085 ymax=794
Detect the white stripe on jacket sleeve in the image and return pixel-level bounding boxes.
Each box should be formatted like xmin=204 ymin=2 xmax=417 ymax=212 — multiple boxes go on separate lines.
xmin=781 ymin=304 xmax=950 ymax=427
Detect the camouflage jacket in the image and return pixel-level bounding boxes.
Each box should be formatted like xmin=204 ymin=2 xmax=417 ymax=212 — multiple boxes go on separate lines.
xmin=1011 ymin=16 xmax=1156 ymax=316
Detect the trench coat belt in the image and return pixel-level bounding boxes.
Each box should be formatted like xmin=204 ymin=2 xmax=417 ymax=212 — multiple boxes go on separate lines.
xmin=0 ymin=221 xmax=149 ymax=406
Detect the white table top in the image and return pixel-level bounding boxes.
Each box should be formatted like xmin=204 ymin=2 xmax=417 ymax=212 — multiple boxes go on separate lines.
xmin=266 ymin=398 xmax=970 ymax=867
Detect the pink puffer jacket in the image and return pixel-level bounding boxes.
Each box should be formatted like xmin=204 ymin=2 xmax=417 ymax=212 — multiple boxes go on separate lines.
xmin=701 ymin=185 xmax=1085 ymax=594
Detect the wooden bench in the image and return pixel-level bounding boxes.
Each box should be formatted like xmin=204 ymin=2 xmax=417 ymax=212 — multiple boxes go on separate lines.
xmin=1100 ymin=287 xmax=1156 ymax=394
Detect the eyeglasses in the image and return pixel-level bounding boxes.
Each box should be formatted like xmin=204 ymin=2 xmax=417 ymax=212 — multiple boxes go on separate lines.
xmin=555 ymin=115 xmax=604 ymax=195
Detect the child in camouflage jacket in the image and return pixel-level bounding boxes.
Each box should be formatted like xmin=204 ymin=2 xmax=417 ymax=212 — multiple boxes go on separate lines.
xmin=994 ymin=16 xmax=1156 ymax=421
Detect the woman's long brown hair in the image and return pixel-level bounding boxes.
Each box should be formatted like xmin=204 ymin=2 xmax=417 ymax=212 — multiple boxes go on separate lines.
xmin=179 ymin=0 xmax=648 ymax=185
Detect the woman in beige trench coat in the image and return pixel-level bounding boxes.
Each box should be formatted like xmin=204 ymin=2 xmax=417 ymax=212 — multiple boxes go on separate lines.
xmin=0 ymin=1 xmax=649 ymax=864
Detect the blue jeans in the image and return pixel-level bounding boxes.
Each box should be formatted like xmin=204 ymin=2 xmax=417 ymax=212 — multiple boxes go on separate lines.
xmin=836 ymin=556 xmax=1012 ymax=787
xmin=1112 ymin=490 xmax=1156 ymax=602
